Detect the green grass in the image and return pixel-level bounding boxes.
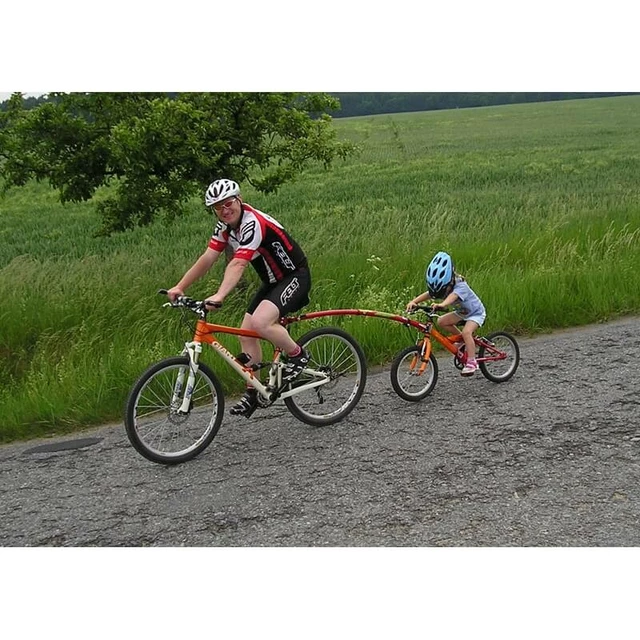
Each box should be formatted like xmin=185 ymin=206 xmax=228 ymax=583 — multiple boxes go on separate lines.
xmin=2 ymin=95 xmax=640 ymax=442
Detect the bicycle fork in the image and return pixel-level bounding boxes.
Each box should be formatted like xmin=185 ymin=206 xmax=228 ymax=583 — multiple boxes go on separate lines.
xmin=410 ymin=339 xmax=432 ymax=375
xmin=172 ymin=342 xmax=203 ymax=414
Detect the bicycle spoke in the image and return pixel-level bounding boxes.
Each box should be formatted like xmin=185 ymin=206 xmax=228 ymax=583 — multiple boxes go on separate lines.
xmin=284 ymin=327 xmax=366 ymax=426
xmin=478 ymin=332 xmax=520 ymax=382
xmin=125 ymin=358 xmax=224 ymax=464
xmin=390 ymin=345 xmax=438 ymax=401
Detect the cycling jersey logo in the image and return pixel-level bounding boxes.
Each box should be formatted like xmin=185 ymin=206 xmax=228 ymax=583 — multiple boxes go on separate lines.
xmin=280 ymin=278 xmax=300 ymax=306
xmin=238 ymin=220 xmax=256 ymax=246
xmin=272 ymin=241 xmax=295 ymax=270
xmin=213 ymin=221 xmax=225 ymax=235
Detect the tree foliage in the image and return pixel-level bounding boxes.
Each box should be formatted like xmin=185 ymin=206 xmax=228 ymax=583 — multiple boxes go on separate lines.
xmin=0 ymin=92 xmax=355 ymax=234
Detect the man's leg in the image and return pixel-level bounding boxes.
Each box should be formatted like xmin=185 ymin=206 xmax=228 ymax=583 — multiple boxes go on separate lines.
xmin=238 ymin=312 xmax=263 ymax=365
xmin=230 ymin=311 xmax=263 ymax=418
xmin=251 ymin=300 xmax=310 ymax=384
xmin=249 ymin=300 xmax=300 ymax=354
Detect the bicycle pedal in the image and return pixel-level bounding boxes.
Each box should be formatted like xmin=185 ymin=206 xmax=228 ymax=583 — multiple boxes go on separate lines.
xmin=230 ymin=404 xmax=258 ymax=418
xmin=230 ymin=390 xmax=260 ymax=417
xmin=241 ymin=405 xmax=258 ymax=418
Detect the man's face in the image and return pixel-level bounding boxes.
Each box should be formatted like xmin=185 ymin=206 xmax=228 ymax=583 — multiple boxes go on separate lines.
xmin=212 ymin=196 xmax=242 ymax=228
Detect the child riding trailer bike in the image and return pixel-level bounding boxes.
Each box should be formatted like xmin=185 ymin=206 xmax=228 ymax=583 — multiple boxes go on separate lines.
xmin=393 ymin=250 xmax=520 ymax=401
xmin=406 ymin=250 xmax=487 ymax=377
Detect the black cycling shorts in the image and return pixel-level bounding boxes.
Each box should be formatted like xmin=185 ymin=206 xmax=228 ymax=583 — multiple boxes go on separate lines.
xmin=246 ymin=268 xmax=311 ymax=317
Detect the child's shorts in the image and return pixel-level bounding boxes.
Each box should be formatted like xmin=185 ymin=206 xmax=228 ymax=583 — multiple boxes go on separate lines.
xmin=455 ymin=310 xmax=486 ymax=326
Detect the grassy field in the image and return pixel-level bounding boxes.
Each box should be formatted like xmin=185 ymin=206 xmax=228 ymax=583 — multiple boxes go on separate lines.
xmin=1 ymin=95 xmax=640 ymax=442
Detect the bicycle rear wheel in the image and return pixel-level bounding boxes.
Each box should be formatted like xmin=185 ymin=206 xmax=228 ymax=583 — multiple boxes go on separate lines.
xmin=284 ymin=327 xmax=367 ymax=426
xmin=390 ymin=345 xmax=439 ymax=401
xmin=124 ymin=356 xmax=224 ymax=464
xmin=478 ymin=332 xmax=520 ymax=382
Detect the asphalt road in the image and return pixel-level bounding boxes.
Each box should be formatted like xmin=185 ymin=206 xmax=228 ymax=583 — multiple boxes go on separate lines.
xmin=2 ymin=316 xmax=639 ymax=547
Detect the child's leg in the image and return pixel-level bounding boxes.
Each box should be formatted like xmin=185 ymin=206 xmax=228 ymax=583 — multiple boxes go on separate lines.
xmin=437 ymin=312 xmax=463 ymax=335
xmin=461 ymin=320 xmax=480 ymax=361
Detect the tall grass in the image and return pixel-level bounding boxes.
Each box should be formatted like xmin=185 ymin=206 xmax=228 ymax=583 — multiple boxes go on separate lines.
xmin=2 ymin=95 xmax=640 ymax=441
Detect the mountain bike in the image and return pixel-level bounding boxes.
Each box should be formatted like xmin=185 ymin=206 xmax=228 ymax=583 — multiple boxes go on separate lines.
xmin=390 ymin=305 xmax=520 ymax=401
xmin=124 ymin=292 xmax=367 ymax=465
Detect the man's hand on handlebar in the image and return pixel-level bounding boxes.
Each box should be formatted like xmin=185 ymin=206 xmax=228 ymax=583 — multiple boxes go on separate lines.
xmin=204 ymin=297 xmax=223 ymax=311
xmin=166 ymin=286 xmax=185 ymax=303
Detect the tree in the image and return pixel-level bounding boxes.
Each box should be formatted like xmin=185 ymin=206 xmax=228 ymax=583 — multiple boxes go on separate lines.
xmin=0 ymin=92 xmax=355 ymax=234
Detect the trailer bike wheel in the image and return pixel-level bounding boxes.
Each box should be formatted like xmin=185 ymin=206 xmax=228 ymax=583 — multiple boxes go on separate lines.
xmin=284 ymin=327 xmax=367 ymax=426
xmin=390 ymin=345 xmax=439 ymax=401
xmin=124 ymin=357 xmax=224 ymax=464
xmin=478 ymin=332 xmax=520 ymax=382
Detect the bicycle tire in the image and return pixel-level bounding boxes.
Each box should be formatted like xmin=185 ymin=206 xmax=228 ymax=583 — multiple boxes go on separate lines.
xmin=390 ymin=345 xmax=439 ymax=401
xmin=478 ymin=331 xmax=520 ymax=382
xmin=284 ymin=327 xmax=367 ymax=426
xmin=124 ymin=356 xmax=224 ymax=464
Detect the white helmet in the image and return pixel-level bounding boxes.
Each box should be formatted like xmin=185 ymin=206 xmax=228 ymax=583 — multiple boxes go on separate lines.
xmin=205 ymin=179 xmax=240 ymax=206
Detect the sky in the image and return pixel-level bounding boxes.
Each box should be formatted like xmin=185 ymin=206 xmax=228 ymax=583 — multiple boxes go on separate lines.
xmin=1 ymin=2 xmax=638 ymax=96
xmin=0 ymin=91 xmax=43 ymax=101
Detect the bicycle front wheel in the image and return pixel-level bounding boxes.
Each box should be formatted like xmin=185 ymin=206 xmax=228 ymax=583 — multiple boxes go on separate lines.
xmin=284 ymin=327 xmax=367 ymax=426
xmin=124 ymin=356 xmax=224 ymax=464
xmin=390 ymin=345 xmax=439 ymax=401
xmin=478 ymin=332 xmax=520 ymax=382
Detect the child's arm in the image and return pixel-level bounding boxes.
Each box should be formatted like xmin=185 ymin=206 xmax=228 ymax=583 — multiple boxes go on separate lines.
xmin=406 ymin=291 xmax=431 ymax=312
xmin=431 ymin=292 xmax=459 ymax=310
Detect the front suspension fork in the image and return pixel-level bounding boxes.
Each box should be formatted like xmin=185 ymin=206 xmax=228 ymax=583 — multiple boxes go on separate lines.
xmin=173 ymin=342 xmax=202 ymax=414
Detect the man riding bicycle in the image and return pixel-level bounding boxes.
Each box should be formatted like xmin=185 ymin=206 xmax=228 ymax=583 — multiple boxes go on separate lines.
xmin=167 ymin=178 xmax=311 ymax=416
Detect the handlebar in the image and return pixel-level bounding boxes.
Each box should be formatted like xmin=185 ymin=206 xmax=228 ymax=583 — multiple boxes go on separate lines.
xmin=158 ymin=289 xmax=222 ymax=318
xmin=407 ymin=304 xmax=442 ymax=318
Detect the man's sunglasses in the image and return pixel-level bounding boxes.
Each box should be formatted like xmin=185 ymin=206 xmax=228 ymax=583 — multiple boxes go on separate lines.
xmin=211 ymin=197 xmax=238 ymax=212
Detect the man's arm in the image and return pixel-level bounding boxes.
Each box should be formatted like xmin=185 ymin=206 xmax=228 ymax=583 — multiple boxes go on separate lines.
xmin=205 ymin=257 xmax=250 ymax=306
xmin=167 ymin=248 xmax=221 ymax=300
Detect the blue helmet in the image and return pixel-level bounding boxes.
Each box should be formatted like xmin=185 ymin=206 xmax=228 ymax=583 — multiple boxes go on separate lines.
xmin=425 ymin=251 xmax=454 ymax=298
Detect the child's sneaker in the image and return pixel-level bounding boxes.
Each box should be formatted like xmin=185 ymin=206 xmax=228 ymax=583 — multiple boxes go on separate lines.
xmin=461 ymin=359 xmax=478 ymax=377
xmin=282 ymin=348 xmax=310 ymax=385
